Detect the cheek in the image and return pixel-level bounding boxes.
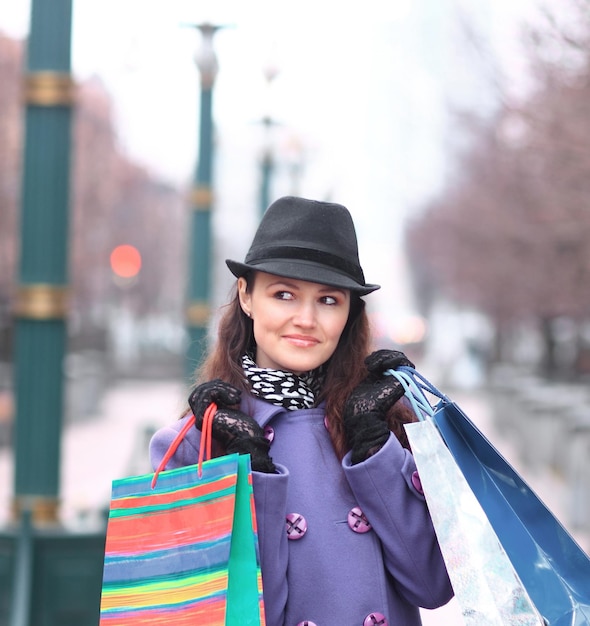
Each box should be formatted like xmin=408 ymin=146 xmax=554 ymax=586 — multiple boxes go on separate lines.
xmin=326 ymin=313 xmax=349 ymax=342
xmin=251 ymin=309 xmax=279 ymax=339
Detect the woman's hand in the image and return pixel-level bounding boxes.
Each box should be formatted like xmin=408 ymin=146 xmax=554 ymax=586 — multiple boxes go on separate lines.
xmin=344 ymin=375 xmax=406 ymax=418
xmin=364 ymin=349 xmax=414 ymax=378
xmin=343 ymin=350 xmax=412 ymax=464
xmin=343 ymin=378 xmax=405 ymax=465
xmin=344 ymin=349 xmax=412 ymax=415
xmin=188 ymin=379 xmax=242 ymax=427
xmin=188 ymin=379 xmax=276 ymax=473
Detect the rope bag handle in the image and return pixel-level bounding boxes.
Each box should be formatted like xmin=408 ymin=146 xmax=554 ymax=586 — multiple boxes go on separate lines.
xmin=386 ymin=366 xmax=450 ymax=422
xmin=151 ymin=402 xmax=217 ymax=488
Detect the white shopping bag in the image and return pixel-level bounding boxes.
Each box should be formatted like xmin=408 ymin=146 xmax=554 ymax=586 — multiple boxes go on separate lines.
xmin=405 ymin=418 xmax=545 ymax=626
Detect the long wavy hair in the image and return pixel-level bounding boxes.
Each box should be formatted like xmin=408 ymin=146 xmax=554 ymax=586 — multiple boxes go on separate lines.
xmin=195 ymin=273 xmax=416 ymax=459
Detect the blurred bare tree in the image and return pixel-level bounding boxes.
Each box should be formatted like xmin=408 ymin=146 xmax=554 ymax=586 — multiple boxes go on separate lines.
xmin=405 ymin=0 xmax=590 ymax=378
xmin=0 ymin=34 xmax=23 ymax=360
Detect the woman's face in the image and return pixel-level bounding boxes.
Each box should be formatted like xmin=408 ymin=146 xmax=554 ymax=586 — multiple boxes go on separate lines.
xmin=238 ymin=272 xmax=351 ymax=374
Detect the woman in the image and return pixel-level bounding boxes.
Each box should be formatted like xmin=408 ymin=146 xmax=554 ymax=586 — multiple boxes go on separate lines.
xmin=150 ymin=196 xmax=453 ymax=626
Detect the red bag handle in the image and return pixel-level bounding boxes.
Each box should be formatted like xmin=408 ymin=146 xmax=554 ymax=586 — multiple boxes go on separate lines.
xmin=151 ymin=403 xmax=217 ymax=488
xmin=197 ymin=402 xmax=215 ymax=478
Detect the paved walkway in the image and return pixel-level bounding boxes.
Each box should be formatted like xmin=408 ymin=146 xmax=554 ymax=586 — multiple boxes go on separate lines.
xmin=0 ymin=378 xmax=587 ymax=624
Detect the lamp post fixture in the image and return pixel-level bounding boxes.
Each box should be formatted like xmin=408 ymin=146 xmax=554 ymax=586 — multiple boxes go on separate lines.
xmin=259 ymin=61 xmax=279 ymax=217
xmin=259 ymin=115 xmax=275 ymax=217
xmin=185 ymin=23 xmax=221 ymax=380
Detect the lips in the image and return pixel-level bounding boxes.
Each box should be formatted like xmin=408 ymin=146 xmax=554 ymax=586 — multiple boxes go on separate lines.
xmin=283 ymin=334 xmax=320 ymax=347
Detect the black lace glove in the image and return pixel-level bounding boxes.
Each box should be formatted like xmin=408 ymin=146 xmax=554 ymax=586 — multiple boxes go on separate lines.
xmin=188 ymin=380 xmax=276 ymax=473
xmin=343 ymin=351 xmax=411 ymax=464
xmin=344 ymin=374 xmax=406 ymax=418
xmin=344 ymin=410 xmax=391 ymax=465
xmin=365 ymin=349 xmax=414 ymax=378
xmin=188 ymin=379 xmax=242 ymax=424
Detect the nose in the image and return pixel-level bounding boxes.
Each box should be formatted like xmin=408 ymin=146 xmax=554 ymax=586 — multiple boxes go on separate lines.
xmin=293 ymin=300 xmax=316 ymax=327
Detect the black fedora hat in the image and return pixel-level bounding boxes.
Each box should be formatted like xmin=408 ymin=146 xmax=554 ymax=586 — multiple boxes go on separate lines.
xmin=226 ymin=196 xmax=380 ymax=295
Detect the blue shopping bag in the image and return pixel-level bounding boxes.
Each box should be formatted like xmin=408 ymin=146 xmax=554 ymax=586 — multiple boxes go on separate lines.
xmin=392 ymin=367 xmax=590 ymax=626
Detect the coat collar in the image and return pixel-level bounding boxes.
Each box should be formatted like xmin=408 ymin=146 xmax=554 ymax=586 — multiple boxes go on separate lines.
xmin=241 ymin=394 xmax=326 ymax=427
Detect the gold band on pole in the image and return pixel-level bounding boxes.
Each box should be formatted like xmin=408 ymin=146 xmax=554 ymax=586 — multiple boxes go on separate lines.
xmin=186 ymin=302 xmax=211 ymax=326
xmin=23 ymin=71 xmax=76 ymax=106
xmin=190 ymin=186 xmax=213 ymax=211
xmin=12 ymin=496 xmax=60 ymax=525
xmin=14 ymin=284 xmax=69 ymax=320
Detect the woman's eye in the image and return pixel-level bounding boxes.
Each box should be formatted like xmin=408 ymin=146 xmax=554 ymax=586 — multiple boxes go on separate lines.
xmin=274 ymin=290 xmax=294 ymax=300
xmin=321 ymin=295 xmax=338 ymax=305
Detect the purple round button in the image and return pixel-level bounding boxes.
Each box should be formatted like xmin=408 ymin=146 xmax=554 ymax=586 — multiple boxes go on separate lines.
xmin=296 ymin=622 xmax=318 ymax=626
xmin=411 ymin=471 xmax=424 ymax=495
xmin=264 ymin=425 xmax=275 ymax=443
xmin=364 ymin=612 xmax=388 ymax=626
xmin=286 ymin=513 xmax=308 ymax=540
xmin=347 ymin=506 xmax=372 ymax=533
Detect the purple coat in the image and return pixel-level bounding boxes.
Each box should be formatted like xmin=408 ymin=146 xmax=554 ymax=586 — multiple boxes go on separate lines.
xmin=150 ymin=395 xmax=453 ymax=626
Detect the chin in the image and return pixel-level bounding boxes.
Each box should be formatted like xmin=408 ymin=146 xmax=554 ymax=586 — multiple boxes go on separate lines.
xmin=283 ymin=358 xmax=325 ymax=374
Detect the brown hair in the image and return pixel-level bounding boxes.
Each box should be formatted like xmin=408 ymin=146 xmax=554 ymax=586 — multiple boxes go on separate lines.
xmin=195 ymin=274 xmax=416 ymax=458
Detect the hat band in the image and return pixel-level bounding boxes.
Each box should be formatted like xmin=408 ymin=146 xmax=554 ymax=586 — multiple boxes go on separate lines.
xmin=246 ymin=245 xmax=365 ymax=284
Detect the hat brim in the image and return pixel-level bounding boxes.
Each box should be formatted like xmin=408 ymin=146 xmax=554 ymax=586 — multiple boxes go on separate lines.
xmin=226 ymin=259 xmax=380 ymax=296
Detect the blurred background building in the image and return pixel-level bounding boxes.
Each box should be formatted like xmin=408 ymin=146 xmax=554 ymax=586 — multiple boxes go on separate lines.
xmin=1 ymin=0 xmax=590 ymax=623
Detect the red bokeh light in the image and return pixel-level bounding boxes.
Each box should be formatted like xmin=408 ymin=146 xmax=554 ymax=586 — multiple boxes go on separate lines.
xmin=110 ymin=245 xmax=142 ymax=278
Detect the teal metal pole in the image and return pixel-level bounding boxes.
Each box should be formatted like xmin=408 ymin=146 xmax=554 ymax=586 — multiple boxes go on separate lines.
xmin=258 ymin=63 xmax=279 ymax=218
xmin=9 ymin=511 xmax=33 ymax=626
xmin=259 ymin=153 xmax=273 ymax=217
xmin=12 ymin=0 xmax=74 ymax=524
xmin=259 ymin=119 xmax=274 ymax=218
xmin=185 ymin=24 xmax=220 ymax=381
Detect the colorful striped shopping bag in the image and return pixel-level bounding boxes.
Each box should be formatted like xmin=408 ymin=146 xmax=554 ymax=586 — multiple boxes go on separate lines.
xmin=99 ymin=405 xmax=266 ymax=625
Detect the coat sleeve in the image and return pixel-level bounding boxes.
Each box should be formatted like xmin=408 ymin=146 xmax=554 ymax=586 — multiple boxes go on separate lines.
xmin=149 ymin=419 xmax=291 ymax=626
xmin=149 ymin=414 xmax=200 ymax=470
xmin=342 ymin=433 xmax=454 ymax=609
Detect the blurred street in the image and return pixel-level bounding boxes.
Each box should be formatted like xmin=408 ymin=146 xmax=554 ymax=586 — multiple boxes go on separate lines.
xmin=2 ymin=373 xmax=588 ymax=624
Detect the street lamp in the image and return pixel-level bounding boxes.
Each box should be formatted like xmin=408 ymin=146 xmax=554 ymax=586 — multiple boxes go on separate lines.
xmin=259 ymin=60 xmax=279 ymax=217
xmin=185 ymin=23 xmax=222 ymax=381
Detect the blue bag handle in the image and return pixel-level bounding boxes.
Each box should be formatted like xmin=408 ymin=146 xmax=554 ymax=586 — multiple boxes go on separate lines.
xmin=386 ymin=366 xmax=450 ymax=420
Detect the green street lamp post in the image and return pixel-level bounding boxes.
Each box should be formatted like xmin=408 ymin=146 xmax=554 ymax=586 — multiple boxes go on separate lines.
xmin=13 ymin=0 xmax=74 ymax=531
xmin=185 ymin=24 xmax=221 ymax=380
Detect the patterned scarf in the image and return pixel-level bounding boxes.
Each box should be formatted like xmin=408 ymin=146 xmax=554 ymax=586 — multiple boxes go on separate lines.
xmin=241 ymin=353 xmax=324 ymax=411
